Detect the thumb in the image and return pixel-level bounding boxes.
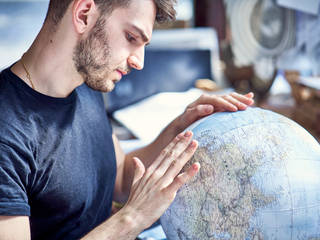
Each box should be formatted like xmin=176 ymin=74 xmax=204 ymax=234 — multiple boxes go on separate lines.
xmin=132 ymin=157 xmax=145 ymax=186
xmin=184 ymin=105 xmax=214 ymax=124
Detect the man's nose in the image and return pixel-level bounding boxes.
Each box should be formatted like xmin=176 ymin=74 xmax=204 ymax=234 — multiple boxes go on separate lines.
xmin=128 ymin=47 xmax=145 ymax=70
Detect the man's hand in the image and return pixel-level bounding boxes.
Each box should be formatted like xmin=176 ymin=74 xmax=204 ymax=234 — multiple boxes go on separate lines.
xmin=121 ymin=92 xmax=254 ymax=191
xmin=121 ymin=131 xmax=199 ymax=230
xmin=175 ymin=92 xmax=254 ymax=133
xmin=83 ymin=131 xmax=198 ymax=240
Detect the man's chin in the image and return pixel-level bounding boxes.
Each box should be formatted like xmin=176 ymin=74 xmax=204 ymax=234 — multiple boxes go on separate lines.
xmin=84 ymin=80 xmax=115 ymax=93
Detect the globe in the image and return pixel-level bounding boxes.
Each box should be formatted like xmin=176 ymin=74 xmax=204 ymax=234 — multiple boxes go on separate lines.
xmin=160 ymin=107 xmax=320 ymax=240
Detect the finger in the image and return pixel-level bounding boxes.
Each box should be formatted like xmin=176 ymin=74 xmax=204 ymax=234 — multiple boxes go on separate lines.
xmin=145 ymin=131 xmax=185 ymax=178
xmin=184 ymin=104 xmax=214 ymax=124
xmin=214 ymin=96 xmax=238 ymax=112
xmin=230 ymin=92 xmax=254 ymax=105
xmin=245 ymin=92 xmax=254 ymax=99
xmin=150 ymin=131 xmax=193 ymax=182
xmin=132 ymin=157 xmax=145 ymax=186
xmin=164 ymin=162 xmax=200 ymax=194
xmin=196 ymin=94 xmax=238 ymax=112
xmin=222 ymin=95 xmax=248 ymax=110
xmin=160 ymin=139 xmax=198 ymax=187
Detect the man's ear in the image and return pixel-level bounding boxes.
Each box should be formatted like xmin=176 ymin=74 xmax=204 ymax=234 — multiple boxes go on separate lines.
xmin=72 ymin=0 xmax=99 ymax=34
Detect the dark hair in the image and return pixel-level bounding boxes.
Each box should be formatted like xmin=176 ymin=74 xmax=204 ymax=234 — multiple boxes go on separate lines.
xmin=46 ymin=0 xmax=176 ymax=26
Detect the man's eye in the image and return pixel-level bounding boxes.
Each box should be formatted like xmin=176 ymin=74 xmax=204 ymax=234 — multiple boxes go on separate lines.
xmin=126 ymin=33 xmax=136 ymax=43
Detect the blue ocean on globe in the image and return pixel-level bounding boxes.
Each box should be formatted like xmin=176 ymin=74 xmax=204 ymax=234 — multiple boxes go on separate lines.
xmin=161 ymin=107 xmax=320 ymax=240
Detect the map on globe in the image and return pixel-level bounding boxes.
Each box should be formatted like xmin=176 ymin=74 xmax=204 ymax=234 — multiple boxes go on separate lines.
xmin=161 ymin=107 xmax=320 ymax=240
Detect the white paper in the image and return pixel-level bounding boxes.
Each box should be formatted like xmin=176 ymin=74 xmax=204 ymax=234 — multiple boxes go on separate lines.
xmin=277 ymin=0 xmax=320 ymax=15
xmin=113 ymin=89 xmax=203 ymax=143
xmin=113 ymin=88 xmax=233 ymax=143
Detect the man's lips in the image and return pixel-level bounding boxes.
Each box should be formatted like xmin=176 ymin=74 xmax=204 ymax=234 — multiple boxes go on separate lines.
xmin=116 ymin=69 xmax=127 ymax=78
xmin=111 ymin=70 xmax=122 ymax=83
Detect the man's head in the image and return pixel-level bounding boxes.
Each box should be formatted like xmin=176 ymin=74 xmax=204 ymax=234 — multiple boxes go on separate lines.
xmin=45 ymin=0 xmax=176 ymax=92
xmin=46 ymin=0 xmax=177 ymax=26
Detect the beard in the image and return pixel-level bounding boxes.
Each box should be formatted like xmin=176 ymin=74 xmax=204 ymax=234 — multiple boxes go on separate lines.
xmin=73 ymin=16 xmax=116 ymax=92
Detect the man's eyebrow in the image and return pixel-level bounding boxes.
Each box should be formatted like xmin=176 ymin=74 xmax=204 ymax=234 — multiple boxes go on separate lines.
xmin=130 ymin=25 xmax=150 ymax=44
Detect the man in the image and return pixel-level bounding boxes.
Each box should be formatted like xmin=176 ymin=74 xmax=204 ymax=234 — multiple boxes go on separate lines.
xmin=0 ymin=0 xmax=254 ymax=239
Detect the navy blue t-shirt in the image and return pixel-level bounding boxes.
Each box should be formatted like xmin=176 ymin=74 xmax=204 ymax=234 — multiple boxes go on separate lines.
xmin=0 ymin=67 xmax=117 ymax=239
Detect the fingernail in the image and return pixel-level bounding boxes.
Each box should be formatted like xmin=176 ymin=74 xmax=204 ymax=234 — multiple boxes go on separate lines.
xmin=177 ymin=132 xmax=184 ymax=139
xmin=184 ymin=131 xmax=192 ymax=137
xmin=191 ymin=140 xmax=198 ymax=147
xmin=205 ymin=105 xmax=213 ymax=113
xmin=193 ymin=163 xmax=200 ymax=171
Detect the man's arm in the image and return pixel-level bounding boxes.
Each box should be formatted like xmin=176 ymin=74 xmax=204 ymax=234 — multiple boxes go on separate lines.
xmin=82 ymin=130 xmax=199 ymax=239
xmin=0 ymin=216 xmax=31 ymax=240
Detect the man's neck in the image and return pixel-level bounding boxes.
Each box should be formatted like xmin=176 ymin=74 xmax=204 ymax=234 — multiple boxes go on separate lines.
xmin=11 ymin=22 xmax=84 ymax=98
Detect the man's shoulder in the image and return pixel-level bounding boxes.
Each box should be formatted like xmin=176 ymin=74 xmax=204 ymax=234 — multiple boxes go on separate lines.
xmin=0 ymin=68 xmax=37 ymax=145
xmin=0 ymin=67 xmax=22 ymax=101
xmin=0 ymin=68 xmax=26 ymax=116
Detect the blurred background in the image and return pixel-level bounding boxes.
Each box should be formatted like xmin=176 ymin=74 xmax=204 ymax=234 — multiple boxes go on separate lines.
xmin=0 ymin=0 xmax=319 ymax=143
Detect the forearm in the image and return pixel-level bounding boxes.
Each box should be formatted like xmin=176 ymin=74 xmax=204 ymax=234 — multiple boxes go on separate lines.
xmin=81 ymin=207 xmax=141 ymax=240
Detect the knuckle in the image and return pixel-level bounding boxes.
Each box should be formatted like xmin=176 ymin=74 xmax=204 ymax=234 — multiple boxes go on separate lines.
xmin=186 ymin=107 xmax=193 ymax=113
xmin=170 ymin=159 xmax=179 ymax=168
xmin=174 ymin=132 xmax=184 ymax=142
xmin=175 ymin=176 xmax=185 ymax=186
xmin=160 ymin=149 xmax=168 ymax=158
xmin=185 ymin=145 xmax=195 ymax=154
xmin=175 ymin=133 xmax=183 ymax=140
xmin=180 ymin=138 xmax=190 ymax=146
xmin=167 ymin=150 xmax=175 ymax=158
xmin=185 ymin=107 xmax=195 ymax=116
xmin=195 ymin=105 xmax=203 ymax=112
xmin=151 ymin=170 xmax=162 ymax=180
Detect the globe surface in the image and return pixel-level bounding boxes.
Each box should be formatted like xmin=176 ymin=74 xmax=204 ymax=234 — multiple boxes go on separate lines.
xmin=160 ymin=107 xmax=320 ymax=240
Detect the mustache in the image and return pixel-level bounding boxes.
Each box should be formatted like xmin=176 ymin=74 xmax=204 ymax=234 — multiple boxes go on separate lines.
xmin=117 ymin=66 xmax=132 ymax=75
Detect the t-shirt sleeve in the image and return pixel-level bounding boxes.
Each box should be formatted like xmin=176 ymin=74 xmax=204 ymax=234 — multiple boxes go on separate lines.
xmin=0 ymin=143 xmax=31 ymax=216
